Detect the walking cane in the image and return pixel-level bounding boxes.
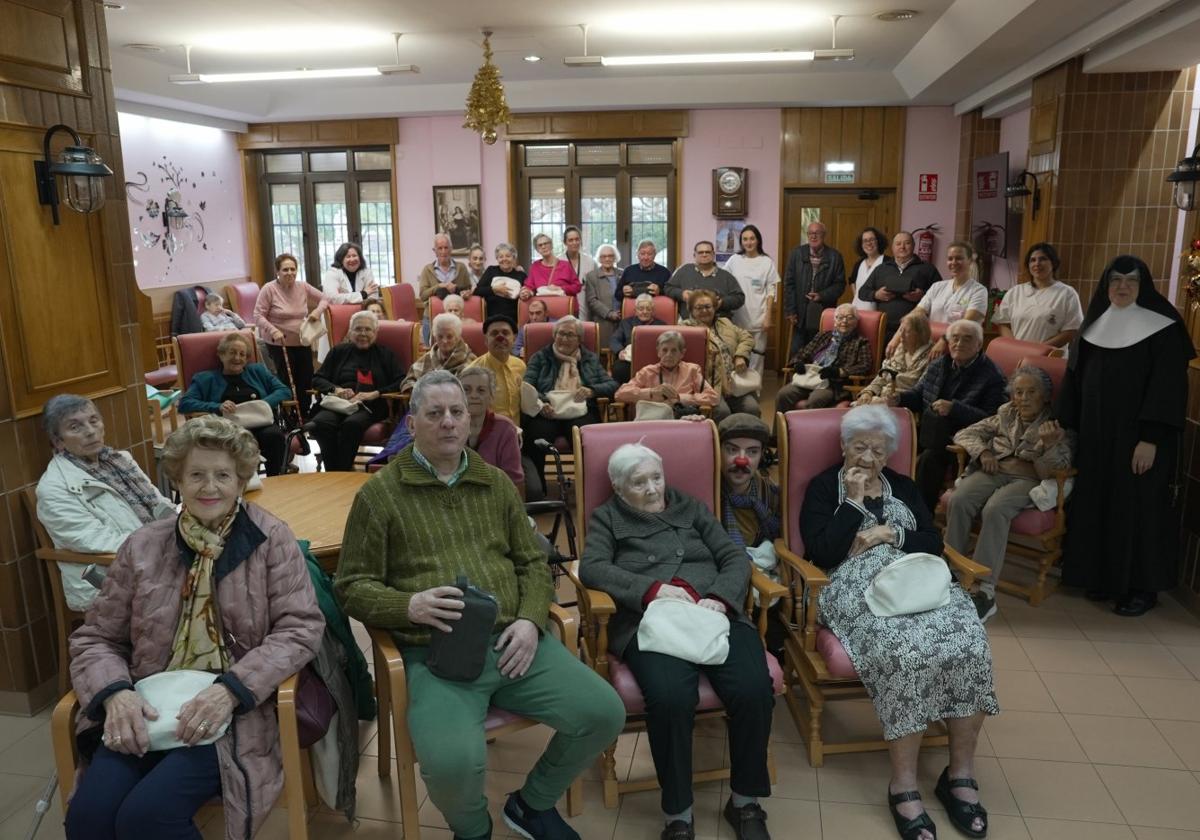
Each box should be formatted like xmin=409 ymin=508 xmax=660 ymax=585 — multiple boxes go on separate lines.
xmin=23 ymin=773 xmax=58 ymax=839
xmin=280 ymin=343 xmax=305 ymax=426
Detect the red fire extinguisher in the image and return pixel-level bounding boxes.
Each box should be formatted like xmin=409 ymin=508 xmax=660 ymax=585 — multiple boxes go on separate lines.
xmin=913 ymin=223 xmax=939 ymax=263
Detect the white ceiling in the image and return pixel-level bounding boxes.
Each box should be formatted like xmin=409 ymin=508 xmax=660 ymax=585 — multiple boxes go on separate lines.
xmin=103 ymin=0 xmax=1200 ymax=127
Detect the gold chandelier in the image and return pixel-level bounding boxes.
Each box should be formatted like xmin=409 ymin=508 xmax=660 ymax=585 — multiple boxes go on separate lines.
xmin=463 ymin=30 xmax=511 ymax=145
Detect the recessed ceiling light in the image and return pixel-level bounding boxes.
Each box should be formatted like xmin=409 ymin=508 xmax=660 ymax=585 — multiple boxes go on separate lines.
xmin=103 ymin=2 xmax=125 ymax=8
xmin=524 ymin=55 xmax=542 ymax=63
xmin=875 ymin=9 xmax=918 ymax=21
xmin=126 ymin=43 xmax=163 ymax=52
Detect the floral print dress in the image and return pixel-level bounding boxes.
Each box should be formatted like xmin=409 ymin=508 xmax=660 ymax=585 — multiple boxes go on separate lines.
xmin=817 ymin=472 xmax=999 ymax=740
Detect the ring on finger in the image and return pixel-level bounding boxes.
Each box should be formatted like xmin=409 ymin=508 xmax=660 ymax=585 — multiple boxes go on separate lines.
xmin=198 ymin=719 xmax=211 ymax=732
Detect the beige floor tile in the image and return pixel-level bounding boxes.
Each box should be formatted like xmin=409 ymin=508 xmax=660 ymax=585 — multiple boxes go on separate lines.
xmin=1040 ymin=673 xmax=1146 ymax=717
xmin=1123 ymin=677 xmax=1200 ymax=721
xmin=820 ymin=801 xmax=920 ymax=840
xmin=987 ymin=613 xmax=1016 ymax=638
xmin=1075 ymin=611 xmax=1164 ymax=644
xmin=1025 ymin=818 xmax=1136 ymax=839
xmin=0 ymin=724 xmax=55 ymax=779
xmin=0 ymin=782 xmax=63 ymax=840
xmin=1131 ymin=829 xmax=1200 ymax=839
xmin=769 ymin=702 xmax=805 ymax=744
xmin=767 ymin=738 xmax=819 ymax=801
xmin=1092 ymin=642 xmax=1193 ymax=679
xmin=1019 ymin=637 xmax=1112 ymax=675
xmin=994 ymin=669 xmax=1057 ymax=712
xmin=983 ymin=710 xmax=1088 ymax=762
xmin=1153 ymin=720 xmax=1200 ymax=771
xmin=716 ymin=796 xmax=820 ymax=839
xmin=815 ymin=750 xmax=895 ymax=806
xmin=999 ymin=758 xmax=1124 ymax=823
xmin=1145 ymin=612 xmax=1200 ymax=648
xmin=1066 ymin=715 xmax=1185 ymax=769
xmin=1096 ymin=765 xmax=1200 ymax=830
xmin=0 ymin=713 xmax=51 ymax=755
xmin=1166 ymin=646 xmax=1200 ymax=680
xmin=1004 ymin=605 xmax=1087 ymax=641
xmin=0 ymin=774 xmax=55 ymax=826
xmin=990 ymin=636 xmax=1036 ymax=671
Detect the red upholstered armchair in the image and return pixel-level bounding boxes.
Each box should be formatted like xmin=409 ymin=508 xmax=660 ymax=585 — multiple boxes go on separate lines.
xmin=174 ymin=329 xmax=261 ymax=391
xmin=223 ymin=281 xmax=261 ymax=322
xmin=518 ymin=295 xmax=577 ymax=326
xmin=523 ymin=320 xmax=600 ymax=359
xmin=781 ymin=308 xmax=888 ymax=401
xmin=611 ymin=324 xmax=711 ymax=420
xmin=426 ymin=293 xmax=486 ymax=322
xmin=565 ymin=419 xmax=786 ymax=808
xmin=772 ymin=407 xmax=987 ymax=766
xmin=620 ymin=294 xmax=677 ymax=324
xmin=324 ymin=303 xmax=363 ymax=347
xmin=383 ymin=282 xmax=418 ymax=322
xmin=984 ymin=336 xmax=1055 ymax=377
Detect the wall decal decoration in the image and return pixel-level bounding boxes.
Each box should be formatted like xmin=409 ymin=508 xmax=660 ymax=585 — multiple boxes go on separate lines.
xmin=126 ymin=157 xmax=213 ymax=278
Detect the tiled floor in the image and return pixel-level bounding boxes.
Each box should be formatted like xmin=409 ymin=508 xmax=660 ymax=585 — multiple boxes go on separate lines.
xmin=9 ymin=585 xmax=1200 ymax=839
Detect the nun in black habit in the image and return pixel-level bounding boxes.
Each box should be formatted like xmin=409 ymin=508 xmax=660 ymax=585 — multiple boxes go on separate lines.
xmin=1056 ymin=255 xmax=1195 ymax=616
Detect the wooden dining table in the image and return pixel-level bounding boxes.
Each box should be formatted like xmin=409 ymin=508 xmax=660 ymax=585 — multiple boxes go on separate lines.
xmin=244 ymin=472 xmax=371 ymax=572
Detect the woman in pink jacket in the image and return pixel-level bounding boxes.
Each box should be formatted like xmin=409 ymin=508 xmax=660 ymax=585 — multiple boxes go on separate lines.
xmin=253 ymin=252 xmax=331 ymax=415
xmin=66 ymin=416 xmax=324 ymax=840
xmin=523 ymin=232 xmax=582 ymax=299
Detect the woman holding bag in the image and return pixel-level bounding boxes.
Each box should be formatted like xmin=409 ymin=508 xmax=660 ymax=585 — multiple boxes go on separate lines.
xmin=580 ymin=443 xmax=774 ymax=840
xmin=253 ymin=252 xmax=331 ymax=415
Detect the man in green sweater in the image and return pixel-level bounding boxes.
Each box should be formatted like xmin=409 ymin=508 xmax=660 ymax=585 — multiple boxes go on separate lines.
xmin=336 ymin=369 xmax=624 ymax=840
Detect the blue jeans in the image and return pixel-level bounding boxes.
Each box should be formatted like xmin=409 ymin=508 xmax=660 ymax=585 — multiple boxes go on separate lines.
xmin=65 ymin=744 xmax=222 ymax=840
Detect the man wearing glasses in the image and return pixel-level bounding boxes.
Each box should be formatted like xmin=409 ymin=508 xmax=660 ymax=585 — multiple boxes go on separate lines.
xmin=666 ymin=240 xmax=745 ymax=319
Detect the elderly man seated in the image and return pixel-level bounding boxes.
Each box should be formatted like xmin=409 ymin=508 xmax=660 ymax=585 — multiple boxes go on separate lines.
xmin=610 ymin=293 xmax=667 ymax=384
xmin=336 ymin=370 xmax=624 ymax=840
xmin=888 ymin=318 xmax=1006 ymax=512
xmin=945 ymin=366 xmax=1073 ymax=621
xmin=776 ymin=303 xmax=872 ymax=413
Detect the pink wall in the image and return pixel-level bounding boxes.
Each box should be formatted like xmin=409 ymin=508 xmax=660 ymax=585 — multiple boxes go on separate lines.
xmin=394 ymin=116 xmax=507 ymax=284
xmin=117 ymin=112 xmax=249 ymax=290
xmin=680 ymin=109 xmax=782 ymax=262
xmin=900 ymin=106 xmax=960 ymax=277
xmin=993 ymin=106 xmax=1032 ymax=289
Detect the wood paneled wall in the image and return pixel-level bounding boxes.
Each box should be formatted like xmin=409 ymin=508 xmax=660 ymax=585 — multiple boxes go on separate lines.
xmin=504 ymin=110 xmax=689 ymax=140
xmin=780 ymin=107 xmax=905 ymax=188
xmin=0 ymin=0 xmax=150 ymax=712
xmin=236 ymin=118 xmax=399 ymax=150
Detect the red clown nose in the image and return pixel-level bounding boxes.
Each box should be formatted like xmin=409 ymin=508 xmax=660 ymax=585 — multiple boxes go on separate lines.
xmin=733 ymin=455 xmax=751 ymax=468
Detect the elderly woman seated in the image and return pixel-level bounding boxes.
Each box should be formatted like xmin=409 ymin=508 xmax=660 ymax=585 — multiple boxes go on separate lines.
xmin=945 ymin=366 xmax=1072 ymax=621
xmin=854 ymin=311 xmax=934 ymax=407
xmin=458 ymin=366 xmax=525 ymax=494
xmin=199 ymin=292 xmax=245 ymax=332
xmin=401 ymin=312 xmax=477 ymax=393
xmin=65 ymin=416 xmax=324 ymax=840
xmin=580 ymin=443 xmax=774 ymax=840
xmin=776 ymin=303 xmax=871 ymax=413
xmin=609 ymin=293 xmax=667 ymax=383
xmin=614 ymin=329 xmax=719 ymax=419
xmin=680 ymin=289 xmax=758 ymax=419
xmin=422 ymin=292 xmax=473 ymax=346
xmin=306 ymin=310 xmax=405 ymax=472
xmin=800 ymin=405 xmax=997 ymax=840
xmin=36 ymin=394 xmax=175 ymax=611
xmin=179 ymin=331 xmax=291 ymax=475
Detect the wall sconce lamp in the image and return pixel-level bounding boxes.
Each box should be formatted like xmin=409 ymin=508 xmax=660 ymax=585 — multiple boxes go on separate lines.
xmin=1167 ymin=145 xmax=1200 ymax=211
xmin=1005 ymin=170 xmax=1041 ymax=220
xmin=33 ymin=124 xmax=113 ymax=225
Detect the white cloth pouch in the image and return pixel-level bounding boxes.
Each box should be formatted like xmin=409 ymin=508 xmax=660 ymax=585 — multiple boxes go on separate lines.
xmin=791 ymin=363 xmax=829 ymax=391
xmin=864 ymin=552 xmax=953 ymax=617
xmin=634 ymin=400 xmax=675 ymax=421
xmin=299 ymin=317 xmax=327 ymax=347
xmin=317 ymin=394 xmax=363 ymax=415
xmin=491 ymin=277 xmax=521 ymax=298
xmin=229 ymin=399 xmax=274 ymax=429
xmin=134 ymin=669 xmax=231 ymax=752
xmin=520 ymin=381 xmax=544 ymax=417
xmin=535 ymin=286 xmax=565 ymax=296
xmin=637 ymin=599 xmax=731 ymax=665
xmin=545 ymin=390 xmax=587 ymax=419
xmin=728 ymin=368 xmax=762 ymax=397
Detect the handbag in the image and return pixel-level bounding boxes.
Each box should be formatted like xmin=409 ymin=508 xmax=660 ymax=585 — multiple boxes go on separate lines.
xmin=133 ymin=670 xmax=232 ymax=752
xmin=728 ymin=368 xmax=762 ymax=397
xmin=228 ymin=399 xmax=274 ymax=429
xmin=295 ymin=664 xmax=336 ymax=747
xmin=491 ymin=277 xmax=522 ymax=298
xmin=428 ymin=576 xmax=498 ymax=682
xmin=791 ymin=363 xmax=828 ymax=391
xmin=545 ymin=390 xmax=587 ymax=419
xmin=299 ymin=316 xmax=327 ymax=347
xmin=637 ymin=599 xmax=730 ymax=665
xmin=634 ymin=400 xmax=675 ymax=421
xmin=864 ymin=552 xmax=953 ymax=617
xmin=318 ymin=394 xmax=363 ymax=415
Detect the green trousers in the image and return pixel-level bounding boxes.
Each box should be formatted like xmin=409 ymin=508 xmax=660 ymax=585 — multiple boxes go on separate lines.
xmin=403 ymin=634 xmax=625 ymax=838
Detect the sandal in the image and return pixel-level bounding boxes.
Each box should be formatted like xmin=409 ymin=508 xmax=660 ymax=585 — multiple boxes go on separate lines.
xmin=887 ymin=789 xmax=937 ymax=840
xmin=934 ymin=767 xmax=988 ymax=838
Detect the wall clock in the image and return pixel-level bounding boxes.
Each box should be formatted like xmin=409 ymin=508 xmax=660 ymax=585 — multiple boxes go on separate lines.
xmin=713 ymin=166 xmax=748 ymax=218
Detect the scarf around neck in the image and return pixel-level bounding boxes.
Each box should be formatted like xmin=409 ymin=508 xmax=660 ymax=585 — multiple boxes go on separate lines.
xmin=168 ymin=507 xmax=236 ymax=673
xmin=553 ymin=346 xmax=582 ymax=393
xmin=64 ymin=447 xmax=160 ymax=524
xmin=722 ymin=475 xmax=781 ymax=548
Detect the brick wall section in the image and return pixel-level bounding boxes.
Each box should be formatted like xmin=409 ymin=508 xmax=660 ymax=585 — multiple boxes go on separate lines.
xmin=955 ymin=110 xmax=1001 ymax=243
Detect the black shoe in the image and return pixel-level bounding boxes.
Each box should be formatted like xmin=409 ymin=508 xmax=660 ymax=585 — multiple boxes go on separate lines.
xmin=934 ymin=767 xmax=987 ymax=838
xmin=661 ymin=820 xmax=695 ymax=840
xmin=887 ymin=789 xmax=937 ymax=840
xmin=723 ymin=798 xmax=770 ymax=840
xmin=971 ymin=592 xmax=997 ymax=623
xmin=1114 ymin=591 xmax=1158 ymax=617
xmin=502 ymin=792 xmax=579 ymax=840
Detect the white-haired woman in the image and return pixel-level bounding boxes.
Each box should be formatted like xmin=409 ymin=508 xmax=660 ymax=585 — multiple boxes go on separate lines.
xmin=580 ymin=442 xmax=774 ymax=840
xmin=422 ymin=291 xmax=473 ymax=346
xmin=36 ymin=394 xmax=175 ymax=611
xmin=614 ymin=330 xmax=718 ymax=416
xmin=401 ymin=312 xmax=477 ymax=394
xmin=800 ymin=405 xmax=997 ymax=840
xmin=308 ymin=311 xmax=405 ymax=471
xmin=945 ymin=366 xmax=1072 ymax=621
xmin=776 ymin=303 xmax=872 ymax=413
xmin=584 ymin=242 xmax=623 ymax=347
xmin=610 ymin=293 xmax=668 ymax=384
xmin=476 ymin=242 xmax=528 ymax=325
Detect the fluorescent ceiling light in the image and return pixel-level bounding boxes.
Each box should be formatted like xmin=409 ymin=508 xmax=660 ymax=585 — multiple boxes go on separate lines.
xmin=170 ymin=65 xmax=416 ymax=84
xmin=565 ymin=51 xmax=815 ymax=67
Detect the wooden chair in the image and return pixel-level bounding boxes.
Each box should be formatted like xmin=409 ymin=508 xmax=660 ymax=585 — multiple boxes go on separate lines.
xmin=772 ymin=407 xmax=989 ymax=766
xmin=368 ymin=608 xmax=583 ymax=839
xmin=518 ymin=296 xmax=577 ymax=326
xmin=20 ymin=487 xmax=114 ymax=697
xmin=51 ymin=674 xmax=316 ymax=839
xmin=984 ymin=336 xmax=1054 ymax=377
xmin=782 ymin=308 xmax=888 ymax=396
xmin=942 ymin=353 xmax=1073 ymax=605
xmin=384 ymin=283 xmax=418 ymax=322
xmin=620 ymin=295 xmax=677 ymax=324
xmin=223 ymin=281 xmax=261 ymax=323
xmin=564 ymin=419 xmax=786 ymax=808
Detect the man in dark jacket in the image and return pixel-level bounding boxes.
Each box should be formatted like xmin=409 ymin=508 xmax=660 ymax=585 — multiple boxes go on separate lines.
xmin=616 ymin=239 xmax=671 ymax=306
xmin=857 ymin=231 xmax=940 ymax=341
xmin=170 ymin=285 xmax=211 ymax=336
xmin=666 ymin=240 xmax=745 ymax=319
xmin=893 ymin=319 xmax=1007 ymax=510
xmin=783 ymin=222 xmax=845 ymax=356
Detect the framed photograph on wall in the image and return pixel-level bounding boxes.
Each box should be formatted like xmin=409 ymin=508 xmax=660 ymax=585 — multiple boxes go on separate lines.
xmin=433 ymin=184 xmax=481 ymax=255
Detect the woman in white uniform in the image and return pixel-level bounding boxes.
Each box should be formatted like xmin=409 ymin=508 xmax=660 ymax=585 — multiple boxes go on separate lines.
xmin=992 ymin=242 xmax=1083 ymax=349
xmin=723 ymin=224 xmax=780 ymax=375
xmin=849 ymin=227 xmax=891 ymax=313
